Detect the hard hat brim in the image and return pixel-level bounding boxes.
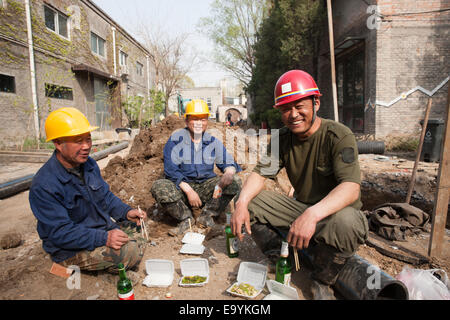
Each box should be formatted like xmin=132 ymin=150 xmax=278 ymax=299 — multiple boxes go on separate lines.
xmin=46 ymin=125 xmax=99 ymax=142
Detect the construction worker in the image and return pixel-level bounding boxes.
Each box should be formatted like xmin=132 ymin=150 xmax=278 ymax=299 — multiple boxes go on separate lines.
xmin=29 ymin=107 xmax=146 ymax=273
xmin=231 ymin=70 xmax=369 ymax=299
xmin=151 ymin=99 xmax=242 ymax=234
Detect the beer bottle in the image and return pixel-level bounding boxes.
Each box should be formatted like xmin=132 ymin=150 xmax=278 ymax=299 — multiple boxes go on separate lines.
xmin=117 ymin=263 xmax=135 ymax=300
xmin=225 ymin=213 xmax=239 ymax=258
xmin=275 ymin=241 xmax=292 ymax=286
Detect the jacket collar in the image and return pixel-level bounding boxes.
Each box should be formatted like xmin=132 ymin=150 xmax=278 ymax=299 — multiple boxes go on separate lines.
xmin=179 ymin=128 xmax=214 ymax=146
xmin=49 ymin=151 xmax=95 ymax=184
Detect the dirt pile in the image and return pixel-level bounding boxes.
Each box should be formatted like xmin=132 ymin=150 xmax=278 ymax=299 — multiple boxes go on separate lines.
xmin=102 ymin=115 xmax=186 ymax=213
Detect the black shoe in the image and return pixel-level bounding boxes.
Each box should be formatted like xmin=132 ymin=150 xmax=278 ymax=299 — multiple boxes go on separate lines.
xmin=197 ymin=212 xmax=215 ymax=228
xmin=201 ymin=198 xmax=221 ymax=217
xmin=168 ymin=218 xmax=193 ymax=236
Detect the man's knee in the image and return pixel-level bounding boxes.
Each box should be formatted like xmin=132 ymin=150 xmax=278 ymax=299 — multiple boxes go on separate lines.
xmin=315 ymin=207 xmax=369 ymax=254
xmin=151 ymin=179 xmax=183 ymax=204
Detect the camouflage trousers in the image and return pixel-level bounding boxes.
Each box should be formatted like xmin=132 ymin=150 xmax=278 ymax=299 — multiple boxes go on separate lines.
xmin=61 ymin=221 xmax=145 ymax=273
xmin=151 ymin=176 xmax=242 ymax=221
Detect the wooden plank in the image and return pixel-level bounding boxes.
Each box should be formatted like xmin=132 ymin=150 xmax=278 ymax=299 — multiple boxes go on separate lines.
xmin=428 ymin=85 xmax=450 ymax=257
xmin=406 ymin=98 xmax=432 ymax=204
xmin=327 ymin=0 xmax=339 ymax=122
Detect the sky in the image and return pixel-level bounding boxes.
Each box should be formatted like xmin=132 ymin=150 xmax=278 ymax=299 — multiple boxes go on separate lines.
xmin=92 ymin=0 xmax=233 ymax=87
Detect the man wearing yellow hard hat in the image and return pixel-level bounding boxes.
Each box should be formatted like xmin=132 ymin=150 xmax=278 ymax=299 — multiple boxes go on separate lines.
xmin=151 ymin=99 xmax=242 ymax=234
xmin=29 ymin=107 xmax=147 ymax=272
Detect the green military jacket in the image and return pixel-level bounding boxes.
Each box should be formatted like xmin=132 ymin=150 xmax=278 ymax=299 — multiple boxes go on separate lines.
xmin=254 ymin=118 xmax=362 ymax=209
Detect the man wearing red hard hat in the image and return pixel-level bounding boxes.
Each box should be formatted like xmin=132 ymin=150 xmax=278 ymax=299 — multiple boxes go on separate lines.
xmin=231 ymin=70 xmax=369 ymax=299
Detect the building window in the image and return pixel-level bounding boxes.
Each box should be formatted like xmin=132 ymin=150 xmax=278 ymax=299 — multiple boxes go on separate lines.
xmin=45 ymin=83 xmax=73 ymax=100
xmin=136 ymin=62 xmax=143 ymax=76
xmin=44 ymin=5 xmax=68 ymax=39
xmin=91 ymin=32 xmax=105 ymax=57
xmin=0 ymin=74 xmax=15 ymax=93
xmin=337 ymin=49 xmax=365 ymax=133
xmin=207 ymin=97 xmax=212 ymax=108
xmin=119 ymin=51 xmax=127 ymax=66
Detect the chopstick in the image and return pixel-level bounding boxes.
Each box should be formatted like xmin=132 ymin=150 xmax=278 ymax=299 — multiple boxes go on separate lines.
xmin=293 ymin=249 xmax=300 ymax=271
xmin=138 ymin=206 xmax=149 ymax=241
xmin=188 ymin=218 xmax=192 ymax=233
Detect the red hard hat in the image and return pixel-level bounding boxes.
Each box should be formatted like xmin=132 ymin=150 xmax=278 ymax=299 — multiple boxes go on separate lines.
xmin=274 ymin=70 xmax=322 ymax=108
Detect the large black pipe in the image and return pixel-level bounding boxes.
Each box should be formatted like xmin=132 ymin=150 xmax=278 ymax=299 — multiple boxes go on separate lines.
xmin=357 ymin=141 xmax=385 ymax=154
xmin=296 ymin=249 xmax=409 ymax=300
xmin=334 ymin=254 xmax=409 ymax=300
xmin=0 ymin=141 xmax=130 ymax=199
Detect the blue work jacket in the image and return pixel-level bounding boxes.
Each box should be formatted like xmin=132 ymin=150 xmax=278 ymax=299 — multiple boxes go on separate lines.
xmin=164 ymin=128 xmax=241 ymax=188
xmin=29 ymin=152 xmax=132 ymax=262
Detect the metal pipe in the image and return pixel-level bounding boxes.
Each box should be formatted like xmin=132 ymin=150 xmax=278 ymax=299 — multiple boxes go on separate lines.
xmin=90 ymin=141 xmax=129 ymax=161
xmin=0 ymin=142 xmax=129 ymax=199
xmin=334 ymin=254 xmax=409 ymax=300
xmin=25 ymin=0 xmax=40 ymax=141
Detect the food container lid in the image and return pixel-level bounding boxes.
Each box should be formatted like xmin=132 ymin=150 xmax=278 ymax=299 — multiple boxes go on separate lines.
xmin=264 ymin=280 xmax=299 ymax=300
xmin=182 ymin=232 xmax=205 ymax=245
xmin=142 ymin=259 xmax=174 ymax=287
xmin=180 ymin=258 xmax=209 ymax=277
xmin=236 ymin=262 xmax=267 ymax=290
xmin=179 ymin=243 xmax=205 ymax=255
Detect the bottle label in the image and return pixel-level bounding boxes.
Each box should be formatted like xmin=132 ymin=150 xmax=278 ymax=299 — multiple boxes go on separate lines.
xmin=283 ymin=273 xmax=291 ymax=286
xmin=229 ymin=237 xmax=239 ymax=254
xmin=118 ymin=290 xmax=135 ymax=300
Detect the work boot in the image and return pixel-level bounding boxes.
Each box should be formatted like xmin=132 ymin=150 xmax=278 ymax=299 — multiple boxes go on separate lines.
xmin=201 ymin=195 xmax=235 ymax=218
xmin=201 ymin=198 xmax=221 ymax=217
xmin=163 ymin=200 xmax=193 ymax=221
xmin=251 ymin=223 xmax=282 ymax=273
xmin=197 ymin=212 xmax=215 ymax=228
xmin=309 ymin=244 xmax=352 ymax=300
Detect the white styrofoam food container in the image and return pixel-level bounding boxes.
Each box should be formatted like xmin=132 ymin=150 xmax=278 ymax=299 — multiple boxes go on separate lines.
xmin=179 ymin=258 xmax=209 ymax=287
xmin=180 ymin=232 xmax=206 ymax=255
xmin=182 ymin=232 xmax=205 ymax=245
xmin=142 ymin=259 xmax=174 ymax=287
xmin=226 ymin=262 xmax=267 ymax=299
xmin=263 ymin=280 xmax=299 ymax=300
xmin=180 ymin=243 xmax=205 ymax=255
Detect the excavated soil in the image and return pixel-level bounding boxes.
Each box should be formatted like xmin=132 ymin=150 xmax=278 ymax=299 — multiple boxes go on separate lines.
xmin=0 ymin=115 xmax=449 ymax=300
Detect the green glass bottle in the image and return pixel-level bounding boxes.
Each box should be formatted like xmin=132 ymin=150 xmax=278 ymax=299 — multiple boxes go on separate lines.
xmin=117 ymin=263 xmax=135 ymax=300
xmin=225 ymin=213 xmax=239 ymax=258
xmin=275 ymin=241 xmax=292 ymax=286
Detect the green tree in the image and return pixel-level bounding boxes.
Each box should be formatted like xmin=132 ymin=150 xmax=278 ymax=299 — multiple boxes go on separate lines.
xmin=248 ymin=0 xmax=326 ymax=127
xmin=198 ymin=0 xmax=270 ymax=86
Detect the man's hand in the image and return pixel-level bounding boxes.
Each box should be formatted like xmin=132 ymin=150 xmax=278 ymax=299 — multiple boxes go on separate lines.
xmin=287 ymin=209 xmax=318 ymax=250
xmin=231 ymin=201 xmax=252 ymax=241
xmin=126 ymin=209 xmax=147 ymax=226
xmin=186 ymin=189 xmax=202 ymax=208
xmin=106 ymin=229 xmax=129 ymax=250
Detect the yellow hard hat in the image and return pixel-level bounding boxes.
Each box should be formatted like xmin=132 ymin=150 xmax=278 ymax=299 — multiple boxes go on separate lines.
xmin=184 ymin=99 xmax=210 ymax=118
xmin=44 ymin=107 xmax=99 ymax=142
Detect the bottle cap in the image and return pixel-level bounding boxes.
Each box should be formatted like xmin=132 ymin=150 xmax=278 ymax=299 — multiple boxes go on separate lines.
xmin=280 ymin=241 xmax=289 ymax=257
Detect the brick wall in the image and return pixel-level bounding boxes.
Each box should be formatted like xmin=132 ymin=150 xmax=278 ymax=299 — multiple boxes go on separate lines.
xmin=374 ymin=0 xmax=450 ymax=138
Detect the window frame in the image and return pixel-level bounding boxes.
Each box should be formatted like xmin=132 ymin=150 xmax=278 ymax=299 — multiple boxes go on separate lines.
xmin=136 ymin=61 xmax=144 ymax=76
xmin=0 ymin=74 xmax=16 ymax=94
xmin=45 ymin=83 xmax=74 ymax=101
xmin=43 ymin=4 xmax=70 ymax=40
xmin=91 ymin=32 xmax=106 ymax=58
xmin=119 ymin=50 xmax=128 ymax=67
xmin=336 ymin=43 xmax=365 ymax=133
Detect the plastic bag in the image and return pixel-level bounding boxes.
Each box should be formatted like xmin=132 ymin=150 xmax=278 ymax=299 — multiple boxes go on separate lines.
xmin=396 ymin=266 xmax=450 ymax=300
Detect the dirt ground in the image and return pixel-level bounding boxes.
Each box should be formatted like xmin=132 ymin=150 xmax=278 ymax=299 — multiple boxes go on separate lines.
xmin=0 ymin=115 xmax=449 ymax=300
